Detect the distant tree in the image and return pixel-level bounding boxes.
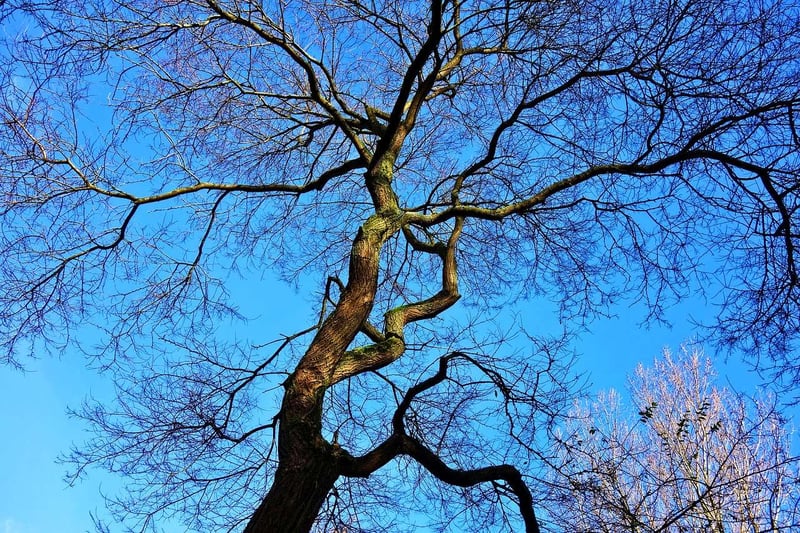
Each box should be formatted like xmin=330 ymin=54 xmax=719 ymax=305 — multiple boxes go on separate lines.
xmin=1 ymin=1 xmax=800 ymax=532
xmin=545 ymin=346 xmax=800 ymax=532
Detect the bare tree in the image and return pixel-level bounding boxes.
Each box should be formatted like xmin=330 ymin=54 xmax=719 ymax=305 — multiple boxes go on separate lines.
xmin=544 ymin=346 xmax=800 ymax=532
xmin=1 ymin=0 xmax=800 ymax=531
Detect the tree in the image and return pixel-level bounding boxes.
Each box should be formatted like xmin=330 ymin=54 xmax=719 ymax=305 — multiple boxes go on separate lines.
xmin=1 ymin=0 xmax=800 ymax=531
xmin=544 ymin=346 xmax=800 ymax=532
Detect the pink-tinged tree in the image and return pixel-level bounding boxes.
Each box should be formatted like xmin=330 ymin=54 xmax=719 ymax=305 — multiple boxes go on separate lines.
xmin=546 ymin=346 xmax=799 ymax=532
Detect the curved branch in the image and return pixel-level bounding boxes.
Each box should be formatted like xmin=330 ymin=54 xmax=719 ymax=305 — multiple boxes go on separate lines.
xmin=372 ymin=0 xmax=444 ymax=163
xmin=384 ymin=217 xmax=463 ymax=337
xmin=401 ymin=434 xmax=540 ymax=533
xmin=132 ymin=157 xmax=365 ymax=205
xmin=203 ymin=0 xmax=373 ymax=162
xmin=341 ymin=433 xmax=540 ymax=533
xmin=340 ymin=351 xmax=541 ymax=533
xmin=411 ymin=147 xmax=800 ymax=228
xmin=392 ymin=351 xmax=459 ymax=434
xmin=330 ymin=218 xmax=463 ymax=384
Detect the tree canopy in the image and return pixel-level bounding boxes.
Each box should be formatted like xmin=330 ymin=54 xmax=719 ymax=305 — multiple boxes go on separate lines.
xmin=1 ymin=0 xmax=799 ymax=531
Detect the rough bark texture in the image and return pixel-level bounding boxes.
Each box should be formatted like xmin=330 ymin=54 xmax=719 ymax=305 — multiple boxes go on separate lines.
xmin=243 ymin=379 xmax=341 ymax=532
xmin=241 ymin=207 xmax=399 ymax=532
xmin=5 ymin=1 xmax=800 ymax=532
xmin=243 ymin=445 xmax=339 ymax=533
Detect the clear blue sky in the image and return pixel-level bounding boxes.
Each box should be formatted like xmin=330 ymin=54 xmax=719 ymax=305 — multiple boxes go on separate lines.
xmin=0 ymin=277 xmax=768 ymax=533
xmin=0 ymin=7 xmax=788 ymax=533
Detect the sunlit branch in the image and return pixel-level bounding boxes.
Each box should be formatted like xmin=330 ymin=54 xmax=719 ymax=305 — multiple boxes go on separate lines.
xmin=413 ymin=146 xmax=799 ymax=239
xmin=203 ymin=0 xmax=373 ymax=161
xmin=131 ymin=157 xmax=365 ymax=204
xmin=368 ymin=0 xmax=444 ymax=176
xmin=329 ymin=218 xmax=462 ymax=384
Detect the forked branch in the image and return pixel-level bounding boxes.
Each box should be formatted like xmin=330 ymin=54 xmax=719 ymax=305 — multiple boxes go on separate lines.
xmin=340 ymin=351 xmax=541 ymax=533
xmin=330 ymin=218 xmax=463 ymax=384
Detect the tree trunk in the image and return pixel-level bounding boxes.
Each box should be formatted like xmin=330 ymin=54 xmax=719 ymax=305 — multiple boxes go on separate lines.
xmin=243 ymin=440 xmax=339 ymax=533
xmin=244 ymin=209 xmax=400 ymax=532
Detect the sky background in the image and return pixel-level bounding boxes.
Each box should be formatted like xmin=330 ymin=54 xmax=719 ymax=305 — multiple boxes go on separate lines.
xmin=0 ymin=5 xmax=787 ymax=531
xmin=0 ymin=275 xmax=772 ymax=533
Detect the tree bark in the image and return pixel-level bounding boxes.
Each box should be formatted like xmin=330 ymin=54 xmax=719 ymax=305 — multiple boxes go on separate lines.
xmin=243 ymin=445 xmax=339 ymax=533
xmin=243 ymin=208 xmax=400 ymax=532
xmin=244 ymin=382 xmax=343 ymax=533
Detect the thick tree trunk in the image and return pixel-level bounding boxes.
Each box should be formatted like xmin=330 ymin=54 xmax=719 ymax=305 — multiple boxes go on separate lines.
xmin=243 ymin=208 xmax=401 ymax=532
xmin=243 ymin=453 xmax=339 ymax=533
xmin=243 ymin=369 xmax=345 ymax=533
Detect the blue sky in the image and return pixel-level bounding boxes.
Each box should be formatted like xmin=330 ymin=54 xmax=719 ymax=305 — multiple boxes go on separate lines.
xmin=1 ymin=357 xmax=111 ymax=533
xmin=0 ymin=6 xmax=788 ymax=530
xmin=0 ymin=276 xmax=769 ymax=533
xmin=1 ymin=277 xmax=304 ymax=533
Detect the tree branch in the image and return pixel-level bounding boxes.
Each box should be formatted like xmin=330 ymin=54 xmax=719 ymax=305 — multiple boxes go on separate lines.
xmin=341 ymin=350 xmax=541 ymax=533
xmin=330 ymin=218 xmax=463 ymax=384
